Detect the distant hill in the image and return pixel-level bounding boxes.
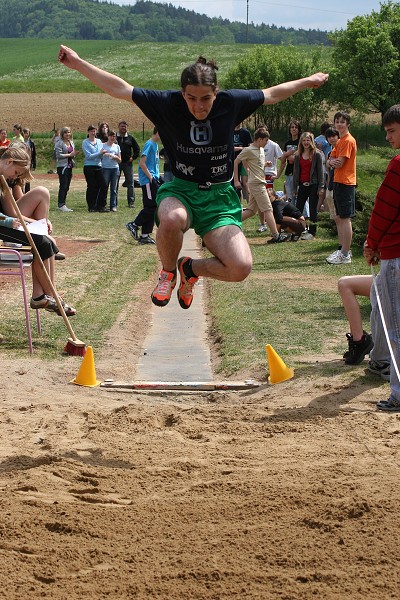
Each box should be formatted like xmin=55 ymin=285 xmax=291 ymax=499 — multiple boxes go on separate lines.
xmin=0 ymin=0 xmax=330 ymax=44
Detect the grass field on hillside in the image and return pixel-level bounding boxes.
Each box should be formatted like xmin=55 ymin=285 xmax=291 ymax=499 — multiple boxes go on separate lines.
xmin=0 ymin=40 xmax=253 ymax=91
xmin=0 ymin=39 xmax=331 ymax=92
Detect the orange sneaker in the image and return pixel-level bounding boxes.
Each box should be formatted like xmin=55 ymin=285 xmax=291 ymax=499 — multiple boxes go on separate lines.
xmin=177 ymin=256 xmax=199 ymax=309
xmin=151 ymin=269 xmax=176 ymax=307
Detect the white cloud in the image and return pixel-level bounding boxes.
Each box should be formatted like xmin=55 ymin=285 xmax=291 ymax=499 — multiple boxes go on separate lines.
xmin=113 ymin=0 xmax=383 ymax=31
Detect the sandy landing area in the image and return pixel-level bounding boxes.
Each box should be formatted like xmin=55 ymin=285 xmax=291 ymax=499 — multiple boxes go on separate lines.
xmin=1 ymin=344 xmax=400 ymax=599
xmin=0 ymin=116 xmax=400 ymax=598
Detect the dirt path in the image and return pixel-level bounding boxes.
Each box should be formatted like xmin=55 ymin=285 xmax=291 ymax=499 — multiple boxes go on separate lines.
xmin=0 ymin=93 xmax=153 ymax=132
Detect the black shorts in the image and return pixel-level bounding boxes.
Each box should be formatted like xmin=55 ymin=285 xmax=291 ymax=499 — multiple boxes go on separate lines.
xmin=333 ymin=183 xmax=356 ymax=218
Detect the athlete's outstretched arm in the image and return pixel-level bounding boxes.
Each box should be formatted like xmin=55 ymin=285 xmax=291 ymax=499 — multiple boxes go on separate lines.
xmin=263 ymin=72 xmax=328 ymax=105
xmin=58 ymin=45 xmax=133 ymax=102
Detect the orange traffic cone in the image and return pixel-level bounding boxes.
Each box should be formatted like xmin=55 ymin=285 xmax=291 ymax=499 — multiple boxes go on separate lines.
xmin=266 ymin=344 xmax=294 ymax=384
xmin=70 ymin=345 xmax=101 ymax=387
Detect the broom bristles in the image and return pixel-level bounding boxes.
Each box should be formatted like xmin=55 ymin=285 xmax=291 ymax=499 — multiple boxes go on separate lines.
xmin=64 ymin=337 xmax=86 ymax=356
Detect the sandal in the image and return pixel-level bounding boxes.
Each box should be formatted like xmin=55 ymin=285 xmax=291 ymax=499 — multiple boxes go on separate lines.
xmin=45 ymin=297 xmax=76 ymax=317
xmin=55 ymin=298 xmax=76 ymax=317
xmin=30 ymin=295 xmax=58 ymax=311
xmin=31 ymin=295 xmax=76 ymax=317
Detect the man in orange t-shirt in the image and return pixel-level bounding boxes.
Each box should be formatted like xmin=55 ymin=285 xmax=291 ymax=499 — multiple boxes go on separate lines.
xmin=326 ymin=111 xmax=357 ymax=264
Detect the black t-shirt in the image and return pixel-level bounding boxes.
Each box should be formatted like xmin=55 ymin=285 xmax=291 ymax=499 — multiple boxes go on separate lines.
xmin=132 ymin=88 xmax=264 ymax=183
xmin=116 ymin=133 xmax=140 ymax=163
xmin=233 ymin=127 xmax=253 ymax=159
xmin=272 ymin=199 xmax=302 ymax=223
xmin=283 ymin=137 xmax=300 ymax=176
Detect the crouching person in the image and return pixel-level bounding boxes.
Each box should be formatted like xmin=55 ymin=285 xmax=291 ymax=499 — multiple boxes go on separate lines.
xmin=269 ymin=190 xmax=306 ymax=241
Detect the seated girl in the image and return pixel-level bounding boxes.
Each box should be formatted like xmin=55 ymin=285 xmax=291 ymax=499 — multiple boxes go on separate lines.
xmin=0 ymin=144 xmax=75 ymax=316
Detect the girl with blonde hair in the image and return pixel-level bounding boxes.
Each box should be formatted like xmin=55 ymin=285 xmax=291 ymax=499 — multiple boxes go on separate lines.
xmin=292 ymin=131 xmax=324 ymax=240
xmin=0 ymin=144 xmax=76 ymax=316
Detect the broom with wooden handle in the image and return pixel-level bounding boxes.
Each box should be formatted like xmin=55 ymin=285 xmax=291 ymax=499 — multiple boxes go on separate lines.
xmin=0 ymin=175 xmax=86 ymax=355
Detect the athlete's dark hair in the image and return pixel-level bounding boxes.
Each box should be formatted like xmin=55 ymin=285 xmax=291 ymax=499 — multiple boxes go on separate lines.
xmin=382 ymin=104 xmax=400 ymax=126
xmin=180 ymin=56 xmax=219 ymax=90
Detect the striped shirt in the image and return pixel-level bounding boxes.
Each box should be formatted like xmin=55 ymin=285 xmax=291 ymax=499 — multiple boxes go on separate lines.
xmin=367 ymin=154 xmax=400 ymax=260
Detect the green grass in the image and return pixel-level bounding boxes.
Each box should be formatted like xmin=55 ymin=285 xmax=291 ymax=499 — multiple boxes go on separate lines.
xmin=0 ymin=39 xmax=254 ymax=92
xmin=208 ymin=227 xmax=372 ymax=376
xmin=0 ymin=39 xmax=332 ymax=93
xmin=356 ymin=149 xmax=397 ymax=195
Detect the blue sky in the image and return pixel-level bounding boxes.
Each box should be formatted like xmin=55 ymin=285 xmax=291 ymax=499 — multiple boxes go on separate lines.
xmin=114 ymin=0 xmax=383 ymax=31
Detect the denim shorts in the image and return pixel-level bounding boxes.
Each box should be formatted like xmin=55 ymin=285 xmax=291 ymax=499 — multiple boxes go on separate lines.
xmin=333 ymin=182 xmax=356 ymax=218
xmin=156 ymin=178 xmax=242 ymax=238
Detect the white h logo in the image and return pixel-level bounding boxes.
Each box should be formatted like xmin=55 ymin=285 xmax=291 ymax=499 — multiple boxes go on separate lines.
xmin=190 ymin=121 xmax=212 ymax=146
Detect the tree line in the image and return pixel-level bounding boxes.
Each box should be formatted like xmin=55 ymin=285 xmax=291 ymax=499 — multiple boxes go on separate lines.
xmin=0 ymin=0 xmax=329 ymax=44
xmin=226 ymin=2 xmax=400 ymax=127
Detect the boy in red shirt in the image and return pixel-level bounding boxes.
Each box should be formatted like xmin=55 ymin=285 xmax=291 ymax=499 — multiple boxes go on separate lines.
xmin=364 ymin=104 xmax=400 ymax=411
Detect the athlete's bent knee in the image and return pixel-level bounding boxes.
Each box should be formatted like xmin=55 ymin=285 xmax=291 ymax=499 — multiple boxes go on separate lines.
xmin=159 ymin=211 xmax=187 ymax=233
xmin=227 ymin=257 xmax=253 ymax=282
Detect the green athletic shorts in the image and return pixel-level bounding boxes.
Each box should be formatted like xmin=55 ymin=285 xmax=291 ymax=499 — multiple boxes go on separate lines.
xmin=156 ymin=178 xmax=243 ymax=239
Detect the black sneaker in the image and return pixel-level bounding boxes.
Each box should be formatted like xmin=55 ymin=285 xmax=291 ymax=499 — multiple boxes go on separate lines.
xmin=125 ymin=222 xmax=139 ymax=240
xmin=367 ymin=360 xmax=390 ymax=381
xmin=266 ymin=233 xmax=286 ymax=244
xmin=138 ymin=236 xmax=156 ymax=245
xmin=343 ymin=331 xmax=370 ymax=359
xmin=344 ymin=331 xmax=374 ymax=365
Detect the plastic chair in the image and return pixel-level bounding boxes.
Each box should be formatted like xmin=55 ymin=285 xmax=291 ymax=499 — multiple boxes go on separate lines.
xmin=0 ymin=247 xmax=41 ymax=353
